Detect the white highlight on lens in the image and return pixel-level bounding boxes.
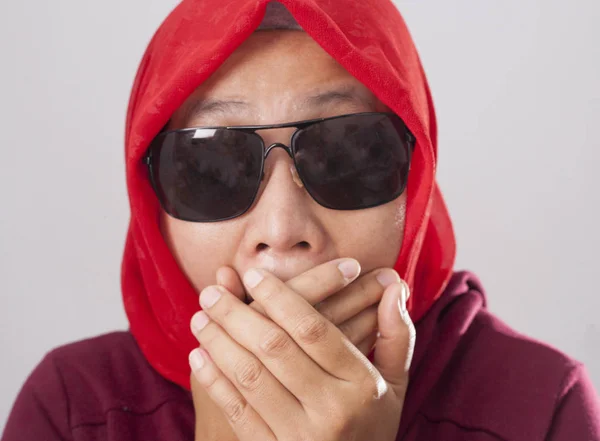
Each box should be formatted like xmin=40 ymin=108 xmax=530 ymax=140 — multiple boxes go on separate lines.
xmin=193 ymin=128 xmax=217 ymax=139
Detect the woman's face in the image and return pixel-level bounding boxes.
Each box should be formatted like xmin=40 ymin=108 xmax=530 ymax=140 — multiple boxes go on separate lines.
xmin=160 ymin=30 xmax=407 ymax=301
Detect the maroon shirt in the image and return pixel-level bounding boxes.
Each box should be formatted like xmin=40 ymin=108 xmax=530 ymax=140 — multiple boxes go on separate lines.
xmin=3 ymin=271 xmax=599 ymax=440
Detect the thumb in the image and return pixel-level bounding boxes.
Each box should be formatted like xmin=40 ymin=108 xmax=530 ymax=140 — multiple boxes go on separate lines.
xmin=373 ymin=281 xmax=415 ymax=394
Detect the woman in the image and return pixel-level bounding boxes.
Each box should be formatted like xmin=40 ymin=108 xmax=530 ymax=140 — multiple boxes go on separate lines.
xmin=3 ymin=0 xmax=599 ymax=440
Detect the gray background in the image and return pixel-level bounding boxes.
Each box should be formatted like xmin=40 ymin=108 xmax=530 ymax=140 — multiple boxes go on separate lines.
xmin=1 ymin=0 xmax=598 ymax=428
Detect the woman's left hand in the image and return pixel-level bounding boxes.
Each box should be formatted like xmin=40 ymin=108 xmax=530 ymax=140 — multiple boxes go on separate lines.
xmin=189 ymin=266 xmax=415 ymax=441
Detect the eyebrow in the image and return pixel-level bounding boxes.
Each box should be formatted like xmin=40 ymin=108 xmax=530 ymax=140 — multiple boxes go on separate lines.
xmin=182 ymin=85 xmax=377 ymax=122
xmin=302 ymin=85 xmax=377 ymax=109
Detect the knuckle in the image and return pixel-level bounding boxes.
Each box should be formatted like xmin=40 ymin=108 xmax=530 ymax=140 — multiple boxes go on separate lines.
xmin=260 ymin=327 xmax=292 ymax=356
xmin=222 ymin=395 xmax=249 ymax=424
xmin=296 ymin=272 xmax=323 ymax=303
xmin=355 ymin=276 xmax=371 ymax=299
xmin=338 ymin=322 xmax=355 ymax=342
xmin=351 ymin=275 xmax=383 ymax=309
xmin=197 ymin=321 xmax=220 ymax=345
xmin=370 ymin=284 xmax=386 ymax=305
xmin=366 ymin=381 xmax=382 ymax=401
xmin=365 ymin=306 xmax=379 ymax=326
xmin=327 ymin=406 xmax=352 ymax=437
xmin=201 ymin=369 xmax=220 ymax=391
xmin=303 ymin=272 xmax=321 ymax=289
xmin=234 ymin=359 xmax=264 ymax=391
xmin=249 ymin=301 xmax=267 ymax=317
xmin=294 ymin=313 xmax=329 ymax=345
xmin=217 ymin=298 xmax=234 ymax=319
xmin=254 ymin=277 xmax=279 ymax=303
xmin=318 ymin=304 xmax=336 ymax=324
xmin=361 ymin=374 xmax=386 ymax=401
xmin=345 ymin=277 xmax=370 ymax=308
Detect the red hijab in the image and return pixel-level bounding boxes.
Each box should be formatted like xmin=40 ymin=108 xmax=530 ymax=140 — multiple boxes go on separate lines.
xmin=122 ymin=0 xmax=456 ymax=390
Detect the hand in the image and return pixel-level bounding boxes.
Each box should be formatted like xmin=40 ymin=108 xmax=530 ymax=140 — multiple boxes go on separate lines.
xmin=216 ymin=259 xmax=402 ymax=356
xmin=189 ymin=259 xmax=415 ymax=441
xmin=190 ymin=259 xmax=402 ymax=441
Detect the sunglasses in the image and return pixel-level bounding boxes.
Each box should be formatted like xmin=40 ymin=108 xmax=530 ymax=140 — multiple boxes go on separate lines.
xmin=144 ymin=112 xmax=415 ymax=222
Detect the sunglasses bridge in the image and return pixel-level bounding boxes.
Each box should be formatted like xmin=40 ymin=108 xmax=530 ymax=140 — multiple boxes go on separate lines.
xmin=258 ymin=142 xmax=296 ymax=183
xmin=264 ymin=142 xmax=293 ymax=158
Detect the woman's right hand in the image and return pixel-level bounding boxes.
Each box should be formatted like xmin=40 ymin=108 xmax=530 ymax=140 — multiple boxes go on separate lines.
xmin=216 ymin=259 xmax=401 ymax=356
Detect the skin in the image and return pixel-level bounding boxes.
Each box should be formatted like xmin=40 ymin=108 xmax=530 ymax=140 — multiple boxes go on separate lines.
xmin=190 ymin=262 xmax=414 ymax=441
xmin=158 ymin=30 xmax=413 ymax=440
xmin=160 ymin=30 xmax=406 ymax=296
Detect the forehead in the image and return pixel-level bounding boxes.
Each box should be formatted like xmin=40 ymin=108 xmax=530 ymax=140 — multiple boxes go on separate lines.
xmin=205 ymin=32 xmax=359 ymax=91
xmin=175 ymin=31 xmax=384 ymax=123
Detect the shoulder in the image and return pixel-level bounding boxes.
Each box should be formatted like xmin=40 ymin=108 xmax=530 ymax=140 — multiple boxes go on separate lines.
xmin=31 ymin=331 xmax=190 ymax=426
xmin=4 ymin=331 xmax=194 ymax=439
xmin=415 ymin=272 xmax=599 ymax=441
xmin=469 ymin=305 xmax=579 ymax=385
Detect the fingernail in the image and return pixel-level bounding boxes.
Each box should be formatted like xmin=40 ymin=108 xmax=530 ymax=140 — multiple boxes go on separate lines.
xmin=404 ymin=280 xmax=411 ymax=300
xmin=397 ymin=281 xmax=411 ymax=320
xmin=200 ymin=286 xmax=222 ymax=309
xmin=376 ymin=269 xmax=400 ymax=288
xmin=395 ymin=281 xmax=415 ymax=373
xmin=191 ymin=311 xmax=210 ymax=332
xmin=189 ymin=348 xmax=205 ymax=371
xmin=338 ymin=259 xmax=361 ymax=282
xmin=243 ymin=269 xmax=264 ymax=289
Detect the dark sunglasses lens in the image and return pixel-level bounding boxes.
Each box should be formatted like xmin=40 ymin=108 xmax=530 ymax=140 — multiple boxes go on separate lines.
xmin=149 ymin=129 xmax=264 ymax=221
xmin=293 ymin=113 xmax=411 ymax=210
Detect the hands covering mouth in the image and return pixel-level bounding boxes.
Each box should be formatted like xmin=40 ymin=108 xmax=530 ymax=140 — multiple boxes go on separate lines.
xmin=188 ymin=257 xmax=415 ymax=441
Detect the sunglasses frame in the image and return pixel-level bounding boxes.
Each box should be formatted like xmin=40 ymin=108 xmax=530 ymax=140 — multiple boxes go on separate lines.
xmin=144 ymin=111 xmax=416 ymax=222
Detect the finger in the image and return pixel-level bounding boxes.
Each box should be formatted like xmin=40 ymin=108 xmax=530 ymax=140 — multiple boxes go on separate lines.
xmin=195 ymin=286 xmax=319 ymax=430
xmin=248 ymin=277 xmax=380 ymax=359
xmin=228 ymin=258 xmax=365 ymax=317
xmin=246 ymin=258 xmax=362 ymax=305
xmin=190 ymin=372 xmax=240 ymax=441
xmin=242 ymin=267 xmax=370 ymax=383
xmin=373 ymin=281 xmax=415 ymax=398
xmin=189 ymin=348 xmax=275 ymax=441
xmin=243 ymin=266 xmax=383 ymax=361
xmin=317 ymin=268 xmax=399 ymax=325
xmin=337 ymin=305 xmax=378 ymax=348
xmin=218 ymin=266 xmax=268 ymax=316
xmin=355 ymin=330 xmax=378 ymax=357
xmin=220 ymin=260 xmax=384 ymax=353
xmin=217 ymin=266 xmax=245 ymax=300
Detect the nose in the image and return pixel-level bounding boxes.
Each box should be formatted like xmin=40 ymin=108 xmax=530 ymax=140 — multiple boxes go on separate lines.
xmin=239 ymin=131 xmax=328 ymax=259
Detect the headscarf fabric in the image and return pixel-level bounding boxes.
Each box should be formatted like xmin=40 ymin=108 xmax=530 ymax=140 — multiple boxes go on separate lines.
xmin=122 ymin=0 xmax=456 ymax=389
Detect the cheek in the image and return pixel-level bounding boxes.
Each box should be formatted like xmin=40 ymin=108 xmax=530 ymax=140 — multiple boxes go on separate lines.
xmin=159 ymin=211 xmax=242 ymax=292
xmin=328 ymin=194 xmax=406 ymax=271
